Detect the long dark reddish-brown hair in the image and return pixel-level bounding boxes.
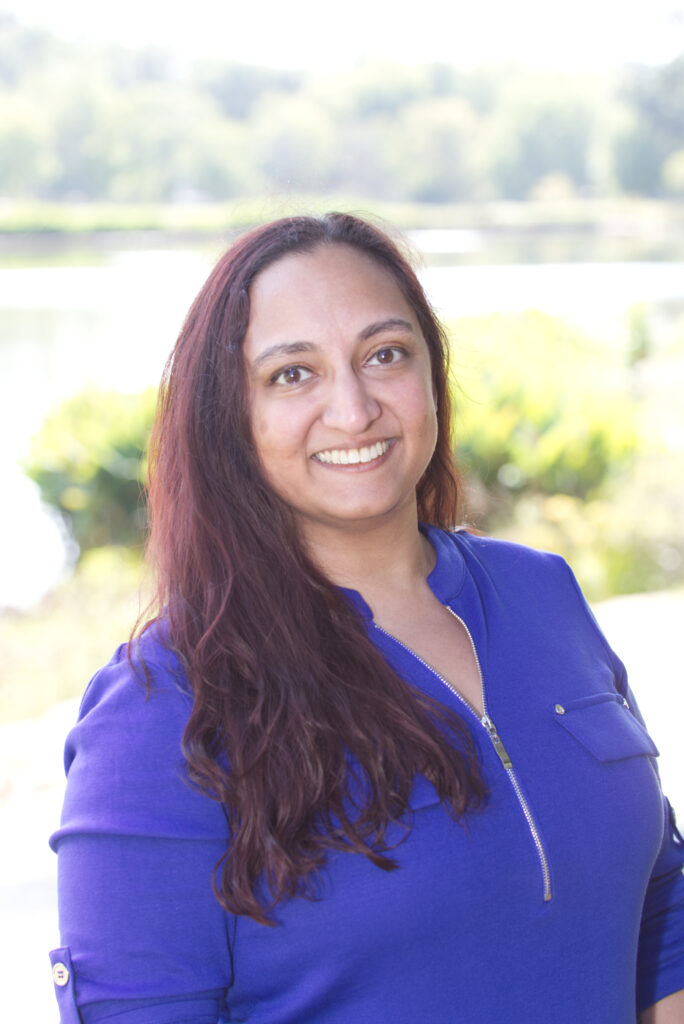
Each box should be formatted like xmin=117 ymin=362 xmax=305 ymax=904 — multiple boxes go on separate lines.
xmin=142 ymin=213 xmax=486 ymax=924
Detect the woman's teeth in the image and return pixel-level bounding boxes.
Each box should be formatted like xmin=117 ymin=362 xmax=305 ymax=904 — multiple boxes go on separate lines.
xmin=313 ymin=440 xmax=390 ymax=465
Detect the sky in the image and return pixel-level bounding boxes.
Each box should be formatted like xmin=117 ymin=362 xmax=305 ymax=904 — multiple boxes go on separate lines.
xmin=4 ymin=0 xmax=684 ymax=70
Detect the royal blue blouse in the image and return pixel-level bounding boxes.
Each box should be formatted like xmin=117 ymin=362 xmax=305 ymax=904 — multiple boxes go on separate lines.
xmin=50 ymin=529 xmax=684 ymax=1022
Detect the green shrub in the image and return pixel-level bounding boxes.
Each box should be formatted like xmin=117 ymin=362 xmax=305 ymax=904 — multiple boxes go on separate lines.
xmin=449 ymin=311 xmax=639 ymax=509
xmin=25 ymin=387 xmax=157 ymax=554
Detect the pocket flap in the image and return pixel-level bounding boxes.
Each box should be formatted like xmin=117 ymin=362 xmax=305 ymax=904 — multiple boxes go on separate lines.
xmin=553 ymin=693 xmax=659 ymax=762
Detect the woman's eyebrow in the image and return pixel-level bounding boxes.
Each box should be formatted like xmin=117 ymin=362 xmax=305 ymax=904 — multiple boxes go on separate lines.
xmin=358 ymin=317 xmax=415 ymax=341
xmin=251 ymin=341 xmax=317 ymax=368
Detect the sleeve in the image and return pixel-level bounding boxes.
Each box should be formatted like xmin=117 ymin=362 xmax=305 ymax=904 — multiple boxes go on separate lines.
xmin=614 ymin=662 xmax=684 ymax=1014
xmin=564 ymin=564 xmax=684 ymax=1011
xmin=49 ymin=635 xmax=235 ymax=1024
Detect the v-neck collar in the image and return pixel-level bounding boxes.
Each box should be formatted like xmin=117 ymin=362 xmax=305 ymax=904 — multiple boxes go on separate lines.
xmin=338 ymin=524 xmax=467 ymax=621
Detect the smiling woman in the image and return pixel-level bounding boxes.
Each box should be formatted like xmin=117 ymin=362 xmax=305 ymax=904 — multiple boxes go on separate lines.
xmin=49 ymin=214 xmax=684 ymax=1024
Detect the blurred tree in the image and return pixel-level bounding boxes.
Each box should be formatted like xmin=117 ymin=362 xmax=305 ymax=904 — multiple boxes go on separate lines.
xmin=661 ymin=147 xmax=684 ymax=196
xmin=0 ymin=18 xmax=679 ymax=204
xmin=251 ymin=93 xmax=337 ymax=190
xmin=0 ymin=14 xmax=61 ymax=86
xmin=193 ymin=60 xmax=302 ymax=120
xmin=391 ymin=97 xmax=481 ymax=202
xmin=613 ymin=115 xmax=666 ymax=195
xmin=338 ymin=122 xmax=398 ymax=195
xmin=104 ymin=44 xmax=181 ymax=87
xmin=340 ymin=61 xmax=426 ymax=118
xmin=47 ymin=74 xmax=116 ymax=198
xmin=484 ymin=79 xmax=596 ymax=198
xmin=614 ymin=56 xmax=684 ymax=194
xmin=455 ymin=65 xmax=503 ymax=116
xmin=419 ymin=62 xmax=463 ymax=100
xmin=0 ymin=93 xmax=56 ymax=195
xmin=94 ymin=85 xmax=254 ymax=200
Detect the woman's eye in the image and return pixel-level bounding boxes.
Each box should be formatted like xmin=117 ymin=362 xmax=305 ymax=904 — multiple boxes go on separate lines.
xmin=367 ymin=346 xmax=405 ymax=366
xmin=271 ymin=365 xmax=313 ymax=386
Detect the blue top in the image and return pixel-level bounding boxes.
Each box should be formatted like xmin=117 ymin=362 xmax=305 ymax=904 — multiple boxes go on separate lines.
xmin=50 ymin=529 xmax=684 ymax=1023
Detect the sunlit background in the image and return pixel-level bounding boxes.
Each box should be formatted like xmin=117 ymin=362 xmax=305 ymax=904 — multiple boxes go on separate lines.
xmin=1 ymin=2 xmax=683 ymax=1019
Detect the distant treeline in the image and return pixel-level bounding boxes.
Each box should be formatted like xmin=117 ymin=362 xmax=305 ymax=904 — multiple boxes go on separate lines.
xmin=1 ymin=13 xmax=683 ymax=204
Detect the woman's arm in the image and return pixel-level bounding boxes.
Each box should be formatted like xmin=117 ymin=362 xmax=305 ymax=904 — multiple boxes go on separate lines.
xmin=634 ymin=783 xmax=684 ymax=1015
xmin=605 ymin=656 xmax=684 ymax=1017
xmin=51 ymin=640 xmax=233 ymax=1022
xmin=640 ymin=987 xmax=684 ymax=1022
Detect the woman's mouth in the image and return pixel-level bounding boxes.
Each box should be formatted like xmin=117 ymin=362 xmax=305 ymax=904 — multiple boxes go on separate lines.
xmin=312 ymin=439 xmax=392 ymax=466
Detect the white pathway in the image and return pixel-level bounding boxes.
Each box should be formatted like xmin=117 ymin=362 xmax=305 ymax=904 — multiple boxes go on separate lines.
xmin=1 ymin=591 xmax=683 ymax=1023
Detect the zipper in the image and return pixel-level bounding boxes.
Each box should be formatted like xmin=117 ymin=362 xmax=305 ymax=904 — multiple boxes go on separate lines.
xmin=374 ymin=610 xmax=552 ymax=903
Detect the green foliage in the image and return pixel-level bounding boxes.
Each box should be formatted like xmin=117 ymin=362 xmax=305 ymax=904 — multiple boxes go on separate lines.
xmin=447 ymin=311 xmax=684 ymax=599
xmin=194 ymin=61 xmax=302 ymax=120
xmin=0 ymin=14 xmax=60 ymax=87
xmin=614 ymin=58 xmax=684 ymax=195
xmin=451 ymin=311 xmax=639 ymax=503
xmin=338 ymin=61 xmax=427 ymax=118
xmin=662 ymin=148 xmax=684 ymax=196
xmin=391 ymin=97 xmax=481 ymax=202
xmin=0 ymin=16 xmax=681 ymax=203
xmin=25 ymin=388 xmax=158 ymax=553
xmin=0 ymin=92 xmax=56 ymax=195
xmin=484 ymin=80 xmax=596 ymax=199
xmin=491 ymin=490 xmax=684 ymax=601
xmin=251 ymin=94 xmax=337 ymax=191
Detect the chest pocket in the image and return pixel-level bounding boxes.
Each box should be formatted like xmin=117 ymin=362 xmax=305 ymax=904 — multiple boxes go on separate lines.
xmin=553 ymin=692 xmax=659 ymax=761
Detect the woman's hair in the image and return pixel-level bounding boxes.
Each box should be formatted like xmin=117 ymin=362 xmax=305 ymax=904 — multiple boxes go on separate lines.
xmin=143 ymin=212 xmax=486 ymax=924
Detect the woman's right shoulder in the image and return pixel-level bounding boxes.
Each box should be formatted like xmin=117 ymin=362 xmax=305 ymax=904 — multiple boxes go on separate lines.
xmin=77 ymin=619 xmax=190 ymax=720
xmin=71 ymin=620 xmax=193 ymax=761
xmin=52 ymin=621 xmax=227 ymax=849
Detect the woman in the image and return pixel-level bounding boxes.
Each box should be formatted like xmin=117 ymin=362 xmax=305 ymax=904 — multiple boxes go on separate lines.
xmin=50 ymin=214 xmax=684 ymax=1023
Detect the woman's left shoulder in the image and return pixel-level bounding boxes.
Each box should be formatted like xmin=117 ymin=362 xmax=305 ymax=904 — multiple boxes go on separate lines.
xmin=439 ymin=526 xmax=573 ymax=583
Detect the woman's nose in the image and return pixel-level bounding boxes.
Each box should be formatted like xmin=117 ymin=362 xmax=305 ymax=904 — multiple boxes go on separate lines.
xmin=320 ymin=369 xmax=381 ymax=434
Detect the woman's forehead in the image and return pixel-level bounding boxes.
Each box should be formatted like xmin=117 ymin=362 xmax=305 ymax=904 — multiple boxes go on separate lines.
xmin=245 ymin=244 xmax=418 ymax=346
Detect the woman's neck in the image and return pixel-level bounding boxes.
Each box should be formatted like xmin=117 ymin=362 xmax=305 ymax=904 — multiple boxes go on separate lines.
xmin=299 ymin=505 xmax=435 ymax=611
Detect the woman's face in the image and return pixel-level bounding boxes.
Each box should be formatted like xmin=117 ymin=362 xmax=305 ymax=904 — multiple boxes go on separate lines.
xmin=242 ymin=243 xmax=438 ymax=539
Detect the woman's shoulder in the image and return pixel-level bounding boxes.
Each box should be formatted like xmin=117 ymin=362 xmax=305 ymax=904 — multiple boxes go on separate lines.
xmin=53 ymin=620 xmax=227 ymax=848
xmin=449 ymin=526 xmax=567 ymax=570
xmin=431 ymin=525 xmax=621 ymax=663
xmin=428 ymin=524 xmax=572 ymax=590
xmin=71 ymin=620 xmax=193 ymax=763
xmin=77 ymin=619 xmax=190 ymax=719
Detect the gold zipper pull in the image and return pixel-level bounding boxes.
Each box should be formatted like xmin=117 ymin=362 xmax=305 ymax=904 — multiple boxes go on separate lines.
xmin=482 ymin=714 xmax=513 ymax=770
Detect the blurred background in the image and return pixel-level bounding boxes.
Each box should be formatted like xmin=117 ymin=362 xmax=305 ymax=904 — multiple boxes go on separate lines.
xmin=1 ymin=1 xmax=683 ymax=1019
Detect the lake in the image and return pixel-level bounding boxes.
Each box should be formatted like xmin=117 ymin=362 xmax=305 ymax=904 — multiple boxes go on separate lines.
xmin=1 ymin=229 xmax=683 ymax=608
